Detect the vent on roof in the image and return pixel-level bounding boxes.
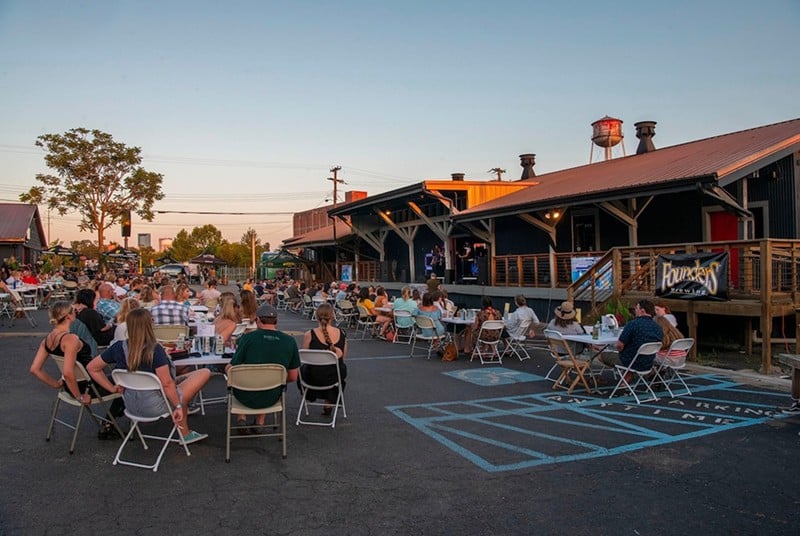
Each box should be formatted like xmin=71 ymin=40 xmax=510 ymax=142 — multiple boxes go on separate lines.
xmin=634 ymin=121 xmax=657 ymax=154
xmin=519 ymin=154 xmax=536 ymax=180
xmin=451 ymin=173 xmax=465 ymax=181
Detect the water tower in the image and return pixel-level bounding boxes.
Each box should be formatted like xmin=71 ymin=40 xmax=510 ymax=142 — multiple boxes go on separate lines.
xmin=589 ymin=115 xmax=626 ymax=162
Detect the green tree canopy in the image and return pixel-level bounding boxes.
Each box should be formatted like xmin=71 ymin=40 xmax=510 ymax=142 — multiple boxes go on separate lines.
xmin=190 ymin=224 xmax=224 ymax=253
xmin=20 ymin=128 xmax=165 ymax=257
xmin=169 ymin=229 xmax=198 ymax=261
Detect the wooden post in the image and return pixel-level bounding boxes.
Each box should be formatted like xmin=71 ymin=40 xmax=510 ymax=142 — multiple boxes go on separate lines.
xmin=612 ymin=248 xmax=622 ymax=300
xmin=745 ymin=317 xmax=753 ymax=357
xmin=760 ymin=240 xmax=772 ymax=373
xmin=687 ymin=302 xmax=698 ymax=361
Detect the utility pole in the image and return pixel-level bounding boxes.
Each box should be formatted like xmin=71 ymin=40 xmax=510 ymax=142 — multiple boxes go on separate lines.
xmin=489 ymin=167 xmax=506 ymax=181
xmin=328 ymin=166 xmax=344 ymax=281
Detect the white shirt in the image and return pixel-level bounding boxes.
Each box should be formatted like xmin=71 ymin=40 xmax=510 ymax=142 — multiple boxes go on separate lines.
xmin=506 ymin=305 xmax=540 ymax=338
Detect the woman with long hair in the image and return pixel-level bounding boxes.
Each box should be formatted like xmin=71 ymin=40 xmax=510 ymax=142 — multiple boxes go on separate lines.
xmin=111 ymin=297 xmax=140 ymax=344
xmin=240 ymin=290 xmax=257 ymax=327
xmin=414 ymin=292 xmax=446 ymax=354
xmin=214 ymin=295 xmax=242 ymax=349
xmin=301 ymin=303 xmax=347 ymax=415
xmin=138 ymin=285 xmax=159 ymax=308
xmin=30 ymin=301 xmax=123 ymax=438
xmin=87 ymin=309 xmax=211 ymax=444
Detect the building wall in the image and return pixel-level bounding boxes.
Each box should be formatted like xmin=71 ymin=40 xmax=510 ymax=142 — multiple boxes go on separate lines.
xmin=746 ymin=155 xmax=796 ymax=238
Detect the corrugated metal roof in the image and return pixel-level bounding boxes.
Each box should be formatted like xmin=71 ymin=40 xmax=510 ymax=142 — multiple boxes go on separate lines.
xmin=457 ymin=118 xmax=800 ymax=220
xmin=0 ymin=203 xmax=40 ymax=242
xmin=283 ymin=220 xmax=352 ymax=248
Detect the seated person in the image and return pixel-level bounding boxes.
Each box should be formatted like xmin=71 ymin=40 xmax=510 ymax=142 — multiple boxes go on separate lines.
xmin=95 ymin=283 xmax=121 ymax=325
xmin=226 ymin=304 xmax=300 ymax=432
xmin=149 ymin=285 xmax=190 ymax=326
xmin=74 ymin=288 xmax=114 ymax=347
xmin=87 ymin=308 xmax=210 ymax=444
xmin=413 ymin=292 xmax=446 ymax=354
xmin=357 ymin=287 xmax=392 ymax=337
xmin=546 ymin=301 xmax=585 ymax=356
xmin=505 ymin=295 xmax=539 ymax=338
xmin=300 ymin=303 xmax=347 ymax=415
xmin=600 ymin=299 xmax=663 ymax=371
xmin=464 ymin=296 xmax=501 ymax=353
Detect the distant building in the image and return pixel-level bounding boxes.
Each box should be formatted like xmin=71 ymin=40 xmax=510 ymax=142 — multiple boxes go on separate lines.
xmin=0 ymin=203 xmax=47 ymax=266
xmin=138 ymin=233 xmax=151 ymax=248
xmin=158 ymin=238 xmax=173 ymax=252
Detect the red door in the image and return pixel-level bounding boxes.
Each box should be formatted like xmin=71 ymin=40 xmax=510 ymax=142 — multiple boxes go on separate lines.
xmin=709 ymin=211 xmax=738 ymax=287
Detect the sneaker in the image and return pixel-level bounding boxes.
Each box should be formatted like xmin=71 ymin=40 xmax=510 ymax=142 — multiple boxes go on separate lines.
xmin=181 ymin=430 xmax=208 ymax=444
xmin=781 ymin=401 xmax=800 ymax=415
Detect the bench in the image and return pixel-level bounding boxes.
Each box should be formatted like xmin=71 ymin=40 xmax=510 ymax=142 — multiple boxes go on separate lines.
xmin=776 ymin=353 xmax=800 ymax=399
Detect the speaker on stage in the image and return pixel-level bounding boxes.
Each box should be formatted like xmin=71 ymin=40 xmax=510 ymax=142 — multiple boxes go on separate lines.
xmin=380 ymin=261 xmax=390 ymax=281
xmin=476 ymin=256 xmax=489 ymax=285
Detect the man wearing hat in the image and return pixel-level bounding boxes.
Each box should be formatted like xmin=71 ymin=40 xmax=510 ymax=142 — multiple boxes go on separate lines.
xmin=225 ymin=303 xmax=300 ymax=432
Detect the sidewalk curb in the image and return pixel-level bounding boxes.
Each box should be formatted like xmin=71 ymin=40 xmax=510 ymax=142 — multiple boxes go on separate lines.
xmin=685 ymin=363 xmax=791 ymax=392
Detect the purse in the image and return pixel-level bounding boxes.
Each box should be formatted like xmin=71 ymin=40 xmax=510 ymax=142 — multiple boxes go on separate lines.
xmin=442 ymin=341 xmax=458 ymax=361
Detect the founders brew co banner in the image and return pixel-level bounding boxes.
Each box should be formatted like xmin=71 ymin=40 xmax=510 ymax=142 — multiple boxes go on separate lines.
xmin=655 ymin=252 xmax=729 ymax=300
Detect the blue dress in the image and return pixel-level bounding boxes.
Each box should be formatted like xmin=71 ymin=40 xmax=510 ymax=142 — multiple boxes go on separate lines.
xmin=414 ymin=307 xmax=445 ymax=336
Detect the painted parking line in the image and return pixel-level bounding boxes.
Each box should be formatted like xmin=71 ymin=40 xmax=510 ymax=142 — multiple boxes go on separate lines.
xmin=443 ymin=367 xmax=545 ymax=386
xmin=387 ymin=374 xmax=788 ymax=473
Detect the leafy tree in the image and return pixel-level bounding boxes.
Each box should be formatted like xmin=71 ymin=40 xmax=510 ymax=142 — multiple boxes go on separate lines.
xmin=138 ymin=245 xmax=157 ymax=267
xmin=20 ymin=128 xmax=164 ymax=259
xmin=169 ymin=229 xmax=198 ymax=261
xmin=71 ymin=239 xmax=100 ymax=261
xmin=216 ymin=242 xmax=250 ymax=267
xmin=190 ymin=224 xmax=224 ymax=253
xmin=240 ymin=227 xmax=261 ymax=247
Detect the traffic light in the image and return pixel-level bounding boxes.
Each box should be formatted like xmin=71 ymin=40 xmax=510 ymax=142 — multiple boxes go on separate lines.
xmin=121 ymin=210 xmax=131 ymax=238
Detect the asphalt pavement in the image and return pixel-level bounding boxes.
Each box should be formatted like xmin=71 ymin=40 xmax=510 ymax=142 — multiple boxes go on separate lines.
xmin=1 ymin=304 xmax=799 ymax=535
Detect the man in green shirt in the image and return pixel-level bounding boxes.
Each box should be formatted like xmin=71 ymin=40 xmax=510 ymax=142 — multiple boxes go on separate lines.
xmin=226 ymin=303 xmax=299 ymax=431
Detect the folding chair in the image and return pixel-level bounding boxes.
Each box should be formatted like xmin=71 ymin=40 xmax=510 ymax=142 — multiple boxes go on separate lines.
xmin=391 ymin=310 xmax=415 ymax=345
xmin=301 ymin=295 xmax=315 ymax=318
xmin=608 ymin=341 xmax=663 ymax=404
xmin=544 ymin=329 xmax=594 ymax=394
xmin=110 ymin=370 xmax=192 ymax=472
xmin=471 ymin=320 xmax=505 ymax=365
xmin=275 ymin=292 xmax=287 ymax=311
xmin=296 ymin=349 xmax=347 ymax=428
xmin=9 ymin=289 xmax=37 ymax=327
xmin=226 ymin=364 xmax=288 ymax=462
xmin=355 ymin=305 xmax=377 ymax=340
xmin=45 ymin=355 xmax=124 ymax=454
xmin=153 ymin=324 xmax=189 ymax=343
xmin=335 ymin=300 xmax=358 ymax=328
xmin=409 ymin=315 xmax=447 ymax=359
xmin=502 ymin=319 xmax=532 ymax=361
xmin=653 ymin=338 xmax=695 ymax=397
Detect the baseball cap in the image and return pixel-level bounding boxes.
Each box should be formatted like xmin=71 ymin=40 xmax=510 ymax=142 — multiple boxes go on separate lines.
xmin=256 ymin=303 xmax=278 ymax=318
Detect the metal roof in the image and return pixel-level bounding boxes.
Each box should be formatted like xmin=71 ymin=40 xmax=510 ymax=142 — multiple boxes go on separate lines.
xmin=283 ymin=220 xmax=353 ymax=248
xmin=0 ymin=203 xmax=46 ymax=245
xmin=455 ymin=118 xmax=800 ymax=222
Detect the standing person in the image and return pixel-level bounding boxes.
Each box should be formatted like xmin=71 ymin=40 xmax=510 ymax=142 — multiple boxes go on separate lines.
xmin=300 ymin=303 xmax=347 ymax=415
xmin=458 ymin=242 xmax=473 ymax=280
xmin=150 ymin=285 xmax=190 ymax=326
xmin=87 ymin=308 xmax=211 ymax=444
xmin=600 ymin=299 xmax=663 ymax=371
xmin=226 ymin=304 xmax=300 ymax=432
xmin=29 ymin=301 xmax=123 ymax=439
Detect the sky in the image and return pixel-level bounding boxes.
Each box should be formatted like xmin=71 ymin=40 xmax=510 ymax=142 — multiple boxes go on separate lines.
xmin=1 ymin=0 xmax=798 ymax=251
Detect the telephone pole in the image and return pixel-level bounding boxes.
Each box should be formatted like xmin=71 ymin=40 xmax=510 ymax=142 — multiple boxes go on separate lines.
xmin=328 ymin=166 xmax=344 ymax=280
xmin=489 ymin=167 xmax=506 ymax=181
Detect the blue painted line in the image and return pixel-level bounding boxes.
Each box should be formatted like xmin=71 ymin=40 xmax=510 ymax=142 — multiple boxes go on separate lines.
xmin=429 ymin=423 xmax=553 ymax=460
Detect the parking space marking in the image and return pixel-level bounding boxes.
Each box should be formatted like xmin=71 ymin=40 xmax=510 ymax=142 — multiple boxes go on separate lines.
xmin=443 ymin=367 xmax=545 ymax=386
xmin=387 ymin=374 xmax=788 ymax=472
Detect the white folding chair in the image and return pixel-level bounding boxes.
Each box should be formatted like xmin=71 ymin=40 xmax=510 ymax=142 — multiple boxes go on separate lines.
xmin=153 ymin=324 xmax=189 ymax=343
xmin=608 ymin=341 xmax=663 ymax=404
xmin=110 ymin=370 xmax=191 ymax=472
xmin=9 ymin=289 xmax=37 ymax=327
xmin=226 ymin=364 xmax=288 ymax=462
xmin=355 ymin=304 xmax=377 ymax=340
xmin=335 ymin=300 xmax=358 ymax=328
xmin=544 ymin=329 xmax=594 ymax=394
xmin=391 ymin=310 xmax=415 ymax=345
xmin=296 ymin=349 xmax=347 ymax=428
xmin=502 ymin=319 xmax=532 ymax=361
xmin=45 ymin=355 xmax=124 ymax=454
xmin=653 ymin=338 xmax=695 ymax=397
xmin=470 ymin=320 xmax=505 ymax=365
xmin=275 ymin=292 xmax=287 ymax=310
xmin=409 ymin=315 xmax=447 ymax=359
xmin=301 ymin=295 xmax=315 ymax=318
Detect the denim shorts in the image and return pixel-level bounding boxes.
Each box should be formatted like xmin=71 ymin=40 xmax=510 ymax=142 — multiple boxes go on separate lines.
xmin=124 ymin=386 xmax=183 ymax=419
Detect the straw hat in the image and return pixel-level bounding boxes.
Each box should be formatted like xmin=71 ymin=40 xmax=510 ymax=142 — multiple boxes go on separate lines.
xmin=554 ymin=301 xmax=577 ymax=321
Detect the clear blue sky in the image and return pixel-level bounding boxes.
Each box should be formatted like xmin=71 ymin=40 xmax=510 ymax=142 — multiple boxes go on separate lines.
xmin=1 ymin=0 xmax=798 ymax=250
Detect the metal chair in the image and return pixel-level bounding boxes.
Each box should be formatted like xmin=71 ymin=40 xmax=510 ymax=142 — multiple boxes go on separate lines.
xmin=470 ymin=320 xmax=505 ymax=365
xmin=355 ymin=304 xmax=377 ymax=340
xmin=544 ymin=329 xmax=594 ymax=394
xmin=608 ymin=341 xmax=663 ymax=404
xmin=153 ymin=324 xmax=189 ymax=343
xmin=391 ymin=309 xmax=415 ymax=345
xmin=653 ymin=338 xmax=695 ymax=397
xmin=410 ymin=315 xmax=447 ymax=359
xmin=226 ymin=364 xmax=288 ymax=461
xmin=45 ymin=355 xmax=124 ymax=454
xmin=502 ymin=318 xmax=532 ymax=361
xmin=110 ymin=370 xmax=192 ymax=471
xmin=296 ymin=349 xmax=347 ymax=428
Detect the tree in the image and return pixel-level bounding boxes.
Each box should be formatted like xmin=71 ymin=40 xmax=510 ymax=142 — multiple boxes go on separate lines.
xmin=70 ymin=239 xmax=100 ymax=261
xmin=169 ymin=229 xmax=198 ymax=261
xmin=191 ymin=224 xmax=224 ymax=253
xmin=20 ymin=128 xmax=164 ymax=259
xmin=240 ymin=227 xmax=261 ymax=247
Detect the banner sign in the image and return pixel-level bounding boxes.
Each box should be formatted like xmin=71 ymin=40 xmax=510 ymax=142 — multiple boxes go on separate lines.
xmin=656 ymin=252 xmax=728 ymax=300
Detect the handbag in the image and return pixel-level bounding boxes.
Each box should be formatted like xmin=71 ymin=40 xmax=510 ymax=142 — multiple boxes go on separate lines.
xmin=442 ymin=341 xmax=458 ymax=361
